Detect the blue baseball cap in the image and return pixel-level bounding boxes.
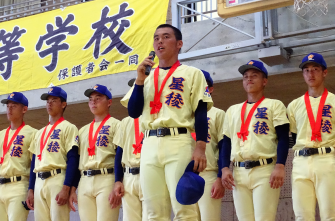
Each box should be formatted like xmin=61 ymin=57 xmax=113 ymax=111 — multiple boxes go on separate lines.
xmin=201 ymin=70 xmax=213 ymax=87
xmin=238 ymin=60 xmax=268 ymax=78
xmin=176 ymin=161 xmax=205 ymax=205
xmin=1 ymin=92 xmax=28 ymax=107
xmin=299 ymin=52 xmax=327 ymax=69
xmin=84 ymin=84 xmax=112 ymax=99
xmin=41 ymin=86 xmax=67 ymax=101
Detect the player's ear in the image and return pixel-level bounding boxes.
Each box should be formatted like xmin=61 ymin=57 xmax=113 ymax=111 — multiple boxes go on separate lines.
xmin=177 ymin=40 xmax=183 ymax=50
xmin=323 ymin=69 xmax=328 ymax=78
xmin=263 ymin=77 xmax=268 ymax=87
xmin=108 ymin=99 xmax=112 ymax=108
xmin=61 ymin=101 xmax=67 ymax=109
xmin=22 ymin=105 xmax=28 ymax=114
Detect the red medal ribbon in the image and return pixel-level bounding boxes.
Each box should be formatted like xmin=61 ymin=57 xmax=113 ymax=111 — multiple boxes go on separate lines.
xmin=0 ymin=122 xmax=25 ymax=164
xmin=237 ymin=96 xmax=265 ymax=141
xmin=150 ymin=60 xmax=181 ymax=115
xmin=132 ymin=118 xmax=144 ymax=155
xmin=304 ymin=88 xmax=328 ymax=142
xmin=191 ymin=132 xmax=197 ymax=140
xmin=87 ymin=114 xmax=111 ymax=157
xmin=38 ymin=117 xmax=64 ymax=161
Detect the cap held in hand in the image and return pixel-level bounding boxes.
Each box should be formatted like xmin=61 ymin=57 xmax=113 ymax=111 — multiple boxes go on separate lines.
xmin=176 ymin=160 xmax=205 ymax=205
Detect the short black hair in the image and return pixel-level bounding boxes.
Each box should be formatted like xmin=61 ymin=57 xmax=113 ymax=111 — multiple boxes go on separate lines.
xmin=156 ymin=24 xmax=182 ymax=41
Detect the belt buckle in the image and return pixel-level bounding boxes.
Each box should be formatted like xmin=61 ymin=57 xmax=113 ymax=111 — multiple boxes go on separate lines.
xmin=244 ymin=161 xmax=252 ymax=169
xmin=131 ymin=168 xmax=139 ymax=175
xmin=303 ymin=148 xmax=312 ymax=157
xmin=86 ymin=170 xmax=94 ymax=177
xmin=157 ymin=128 xmax=166 ymax=137
xmin=39 ymin=173 xmax=46 ymax=180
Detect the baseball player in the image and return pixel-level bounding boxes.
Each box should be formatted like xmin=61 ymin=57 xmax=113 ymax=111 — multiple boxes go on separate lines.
xmin=68 ymin=84 xmax=120 ymax=221
xmin=26 ymin=86 xmax=79 ymax=221
xmin=221 ymin=60 xmax=290 ymax=221
xmin=122 ymin=24 xmax=213 ymax=220
xmin=195 ymin=70 xmax=225 ymax=221
xmin=0 ymin=92 xmax=36 ymax=221
xmin=111 ymin=114 xmax=147 ymax=221
xmin=287 ymin=53 xmax=335 ymax=220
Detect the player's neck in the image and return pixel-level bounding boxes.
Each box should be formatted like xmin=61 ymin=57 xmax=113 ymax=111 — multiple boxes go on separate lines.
xmin=94 ymin=112 xmax=109 ymax=122
xmin=247 ymin=91 xmax=264 ymax=103
xmin=308 ymin=85 xmax=325 ymax=98
xmin=159 ymin=55 xmax=178 ymax=68
xmin=10 ymin=118 xmax=24 ymax=130
xmin=49 ymin=114 xmax=63 ymax=125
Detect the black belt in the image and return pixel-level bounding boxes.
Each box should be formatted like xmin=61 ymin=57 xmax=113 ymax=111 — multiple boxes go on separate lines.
xmin=0 ymin=176 xmax=22 ymax=184
xmin=234 ymin=158 xmax=273 ymax=169
xmin=148 ymin=128 xmax=187 ymax=137
xmin=38 ymin=169 xmax=61 ymax=180
xmin=297 ymin=147 xmax=332 ymax=157
xmin=124 ymin=167 xmax=140 ymax=175
xmin=83 ymin=168 xmax=114 ymax=177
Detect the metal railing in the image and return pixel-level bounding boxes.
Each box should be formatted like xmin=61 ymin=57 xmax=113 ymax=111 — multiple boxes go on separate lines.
xmin=180 ymin=0 xmax=218 ymax=23
xmin=0 ymin=0 xmax=91 ymax=22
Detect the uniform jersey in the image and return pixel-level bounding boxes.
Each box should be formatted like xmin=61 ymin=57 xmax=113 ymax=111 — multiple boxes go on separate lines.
xmin=222 ymin=98 xmax=289 ymax=162
xmin=204 ymin=107 xmax=225 ymax=171
xmin=29 ymin=120 xmax=79 ymax=172
xmin=287 ymin=92 xmax=335 ymax=150
xmin=78 ymin=117 xmax=120 ymax=171
xmin=113 ymin=116 xmax=141 ymax=168
xmin=0 ymin=125 xmax=37 ymax=178
xmin=121 ymin=64 xmax=213 ymax=131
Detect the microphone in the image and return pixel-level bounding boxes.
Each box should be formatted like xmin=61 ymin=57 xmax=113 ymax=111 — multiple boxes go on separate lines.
xmin=145 ymin=51 xmax=156 ymax=75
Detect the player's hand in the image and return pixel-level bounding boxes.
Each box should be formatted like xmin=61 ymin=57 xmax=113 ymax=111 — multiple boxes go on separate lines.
xmin=68 ymin=187 xmax=78 ymax=212
xmin=221 ymin=167 xmax=235 ymax=190
xmin=109 ymin=181 xmax=124 ymax=209
xmin=55 ymin=185 xmax=70 ymax=206
xmin=26 ymin=189 xmax=35 ymax=210
xmin=192 ymin=141 xmax=207 ymax=172
xmin=269 ymin=164 xmax=285 ymax=189
xmin=136 ymin=55 xmax=155 ymax=85
xmin=211 ymin=177 xmax=225 ymax=199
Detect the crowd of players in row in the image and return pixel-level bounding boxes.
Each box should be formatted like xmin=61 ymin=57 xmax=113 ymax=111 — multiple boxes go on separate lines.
xmin=0 ymin=24 xmax=333 ymax=221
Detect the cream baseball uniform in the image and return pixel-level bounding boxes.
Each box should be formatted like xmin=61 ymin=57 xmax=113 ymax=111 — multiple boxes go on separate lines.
xmin=197 ymin=106 xmax=225 ymax=221
xmin=29 ymin=120 xmax=79 ymax=221
xmin=113 ymin=116 xmax=147 ymax=221
xmin=122 ymin=64 xmax=213 ymax=221
xmin=77 ymin=117 xmax=120 ymax=221
xmin=287 ymin=92 xmax=335 ymax=221
xmin=0 ymin=125 xmax=36 ymax=221
xmin=222 ymin=98 xmax=289 ymax=221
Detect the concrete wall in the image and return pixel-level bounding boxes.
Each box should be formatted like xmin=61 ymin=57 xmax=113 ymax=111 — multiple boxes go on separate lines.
xmin=2 ymin=3 xmax=335 ymax=114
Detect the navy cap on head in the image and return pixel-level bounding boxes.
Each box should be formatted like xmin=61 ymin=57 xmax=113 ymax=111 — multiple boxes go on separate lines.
xmin=84 ymin=84 xmax=112 ymax=99
xmin=1 ymin=92 xmax=28 ymax=107
xmin=299 ymin=52 xmax=327 ymax=69
xmin=41 ymin=86 xmax=67 ymax=101
xmin=201 ymin=70 xmax=213 ymax=87
xmin=176 ymin=161 xmax=205 ymax=205
xmin=238 ymin=60 xmax=268 ymax=77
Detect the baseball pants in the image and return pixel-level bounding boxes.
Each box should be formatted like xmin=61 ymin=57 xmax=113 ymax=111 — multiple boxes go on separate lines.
xmin=122 ymin=170 xmax=148 ymax=221
xmin=233 ymin=163 xmax=280 ymax=221
xmin=197 ymin=170 xmax=222 ymax=221
xmin=34 ymin=170 xmax=70 ymax=221
xmin=141 ymin=131 xmax=198 ymax=221
xmin=78 ymin=172 xmax=120 ymax=221
xmin=0 ymin=177 xmax=29 ymax=221
xmin=292 ymin=152 xmax=335 ymax=221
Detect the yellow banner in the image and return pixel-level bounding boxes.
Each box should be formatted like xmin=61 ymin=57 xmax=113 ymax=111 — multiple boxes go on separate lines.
xmin=0 ymin=0 xmax=169 ymax=95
